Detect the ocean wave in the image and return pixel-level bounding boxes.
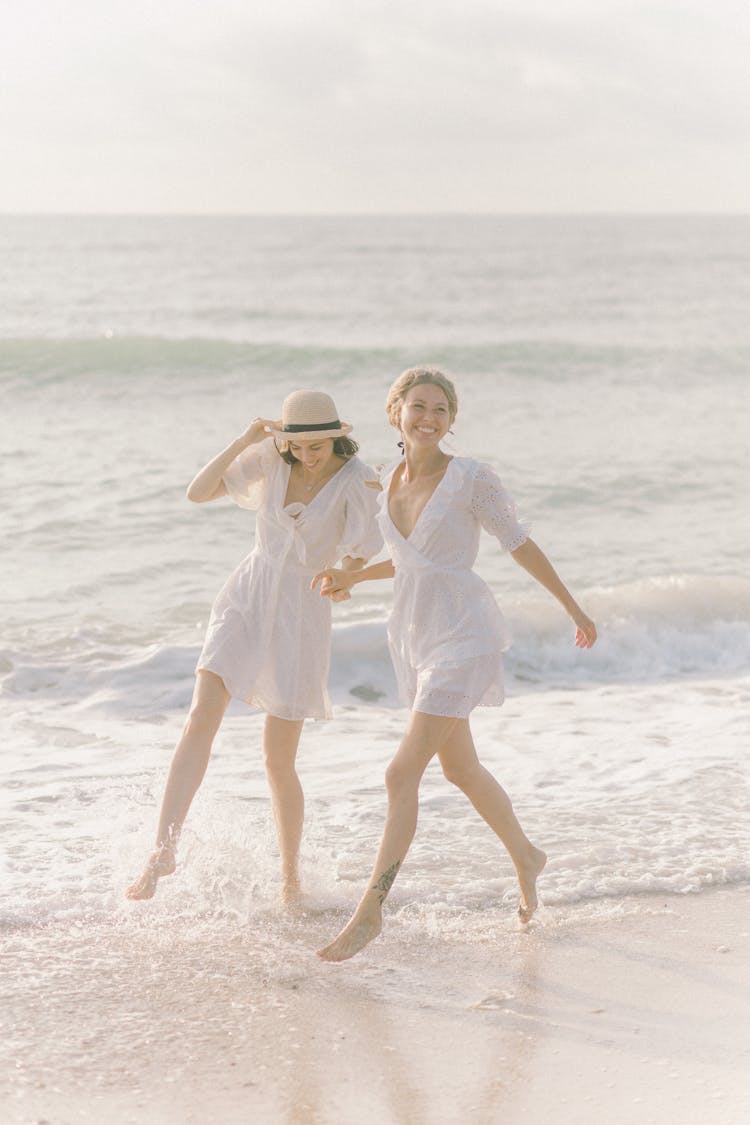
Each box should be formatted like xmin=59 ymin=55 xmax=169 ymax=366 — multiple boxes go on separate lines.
xmin=4 ymin=334 xmax=743 ymax=387
xmin=0 ymin=336 xmax=379 ymax=383
xmin=1 ymin=574 xmax=748 ymax=715
xmin=507 ymin=572 xmax=750 ymax=688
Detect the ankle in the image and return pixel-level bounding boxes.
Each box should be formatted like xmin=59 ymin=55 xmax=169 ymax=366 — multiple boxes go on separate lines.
xmin=357 ymin=897 xmax=384 ymax=923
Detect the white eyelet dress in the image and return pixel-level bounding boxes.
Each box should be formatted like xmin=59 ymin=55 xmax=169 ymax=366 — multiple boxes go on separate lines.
xmin=378 ymin=457 xmax=529 ymax=718
xmin=197 ymin=438 xmax=382 ymax=720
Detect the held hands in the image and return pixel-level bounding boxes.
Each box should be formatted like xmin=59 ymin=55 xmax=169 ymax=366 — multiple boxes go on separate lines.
xmin=311 ymin=568 xmax=356 ymax=601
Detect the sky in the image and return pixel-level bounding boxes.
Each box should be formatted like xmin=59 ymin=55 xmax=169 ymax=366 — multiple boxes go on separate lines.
xmin=2 ymin=0 xmax=749 ymax=213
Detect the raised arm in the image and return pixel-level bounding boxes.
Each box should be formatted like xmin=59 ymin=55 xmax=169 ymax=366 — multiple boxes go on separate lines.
xmin=186 ymin=418 xmax=277 ymax=503
xmin=510 ymin=538 xmax=597 ymax=649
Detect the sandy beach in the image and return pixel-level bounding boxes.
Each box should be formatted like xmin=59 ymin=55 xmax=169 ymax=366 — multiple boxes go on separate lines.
xmin=4 ymin=884 xmax=748 ymax=1124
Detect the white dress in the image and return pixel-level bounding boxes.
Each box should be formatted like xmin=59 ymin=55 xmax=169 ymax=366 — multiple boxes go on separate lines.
xmin=197 ymin=437 xmax=382 ymax=720
xmin=378 ymin=457 xmax=529 ymax=718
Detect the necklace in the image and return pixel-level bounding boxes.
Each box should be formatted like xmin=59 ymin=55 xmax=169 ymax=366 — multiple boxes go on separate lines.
xmin=301 ymin=463 xmax=340 ymax=492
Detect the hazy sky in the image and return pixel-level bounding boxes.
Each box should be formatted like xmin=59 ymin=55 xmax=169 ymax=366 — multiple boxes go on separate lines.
xmin=2 ymin=0 xmax=749 ymax=212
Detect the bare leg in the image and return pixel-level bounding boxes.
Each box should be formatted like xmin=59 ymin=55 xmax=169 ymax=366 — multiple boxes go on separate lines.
xmin=317 ymin=712 xmax=459 ymax=962
xmin=263 ymin=715 xmax=305 ymax=905
xmin=126 ymin=671 xmax=230 ymax=900
xmin=438 ymin=720 xmax=546 ymax=922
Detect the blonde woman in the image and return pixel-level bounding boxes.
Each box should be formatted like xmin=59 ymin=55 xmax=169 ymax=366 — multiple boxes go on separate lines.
xmin=312 ymin=368 xmax=597 ymax=960
xmin=127 ymin=391 xmax=382 ymax=904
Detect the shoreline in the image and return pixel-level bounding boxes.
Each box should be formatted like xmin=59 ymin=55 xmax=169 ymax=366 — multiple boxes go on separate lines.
xmin=3 ymin=884 xmax=749 ymax=1124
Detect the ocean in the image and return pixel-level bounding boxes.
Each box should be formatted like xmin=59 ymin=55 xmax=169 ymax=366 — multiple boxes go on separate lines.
xmin=2 ymin=214 xmax=749 ymax=1119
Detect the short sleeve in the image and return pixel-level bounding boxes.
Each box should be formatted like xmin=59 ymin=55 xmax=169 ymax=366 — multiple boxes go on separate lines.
xmin=470 ymin=463 xmax=529 ymax=552
xmin=338 ymin=464 xmax=384 ymax=561
xmin=222 ymin=436 xmax=276 ymax=511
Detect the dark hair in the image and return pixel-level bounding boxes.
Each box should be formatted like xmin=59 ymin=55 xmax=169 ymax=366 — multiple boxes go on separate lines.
xmin=276 ymin=436 xmax=359 ymax=464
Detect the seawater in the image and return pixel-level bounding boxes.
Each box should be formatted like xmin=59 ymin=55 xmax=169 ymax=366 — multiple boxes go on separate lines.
xmin=2 ymin=214 xmax=750 ymax=940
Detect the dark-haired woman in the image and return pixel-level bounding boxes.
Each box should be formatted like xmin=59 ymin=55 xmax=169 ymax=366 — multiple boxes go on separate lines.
xmin=126 ymin=391 xmax=381 ymax=904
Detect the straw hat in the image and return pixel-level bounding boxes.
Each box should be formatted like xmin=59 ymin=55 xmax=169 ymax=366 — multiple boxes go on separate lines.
xmin=270 ymin=390 xmax=352 ymax=442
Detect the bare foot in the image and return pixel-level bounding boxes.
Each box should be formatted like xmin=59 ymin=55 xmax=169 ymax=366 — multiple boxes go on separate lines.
xmin=517 ymin=845 xmax=547 ymax=924
xmin=280 ymin=876 xmax=303 ymax=912
xmin=316 ymin=909 xmax=383 ymax=962
xmin=125 ymin=845 xmax=176 ymax=900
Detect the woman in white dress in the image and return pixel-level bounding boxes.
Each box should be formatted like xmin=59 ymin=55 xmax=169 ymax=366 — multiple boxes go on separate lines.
xmin=126 ymin=391 xmax=382 ymax=903
xmin=312 ymin=367 xmax=597 ymax=960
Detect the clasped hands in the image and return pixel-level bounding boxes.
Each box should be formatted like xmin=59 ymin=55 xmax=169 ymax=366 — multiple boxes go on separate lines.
xmin=311 ymin=568 xmax=355 ymax=603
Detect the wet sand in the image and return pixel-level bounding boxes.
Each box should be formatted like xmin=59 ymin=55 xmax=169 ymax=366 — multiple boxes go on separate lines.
xmin=3 ymin=885 xmax=749 ymax=1124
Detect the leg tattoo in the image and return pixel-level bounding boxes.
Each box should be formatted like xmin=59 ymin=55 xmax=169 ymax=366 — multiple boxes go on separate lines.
xmin=371 ymin=860 xmax=401 ymax=905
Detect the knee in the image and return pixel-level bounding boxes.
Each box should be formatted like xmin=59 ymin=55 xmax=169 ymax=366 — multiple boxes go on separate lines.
xmin=385 ymin=757 xmax=417 ymax=799
xmin=442 ymin=760 xmax=480 ymax=791
xmin=183 ymin=701 xmax=220 ymax=742
xmin=264 ymin=750 xmax=296 ymax=781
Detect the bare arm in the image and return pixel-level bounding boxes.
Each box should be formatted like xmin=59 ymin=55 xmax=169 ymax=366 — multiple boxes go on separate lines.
xmin=186 ymin=418 xmax=277 ymax=503
xmin=311 ymin=559 xmax=395 ymax=597
xmin=511 ymin=537 xmax=597 ymax=649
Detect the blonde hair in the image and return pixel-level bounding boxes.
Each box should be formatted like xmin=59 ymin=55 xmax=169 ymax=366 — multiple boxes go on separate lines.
xmin=385 ymin=366 xmax=458 ymax=429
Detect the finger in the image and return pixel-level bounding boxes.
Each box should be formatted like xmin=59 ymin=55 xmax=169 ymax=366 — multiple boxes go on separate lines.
xmin=582 ymin=629 xmax=595 ymax=648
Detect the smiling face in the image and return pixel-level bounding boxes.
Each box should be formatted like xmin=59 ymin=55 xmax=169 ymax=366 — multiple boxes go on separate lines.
xmin=287 ymin=436 xmax=337 ymax=473
xmin=399 ymin=383 xmax=452 ymax=449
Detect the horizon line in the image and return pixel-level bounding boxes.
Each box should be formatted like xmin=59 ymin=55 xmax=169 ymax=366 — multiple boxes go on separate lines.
xmin=1 ymin=209 xmax=749 ymax=219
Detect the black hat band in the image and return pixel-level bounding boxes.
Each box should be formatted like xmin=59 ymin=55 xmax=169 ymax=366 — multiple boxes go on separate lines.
xmin=282 ymin=420 xmax=342 ymax=433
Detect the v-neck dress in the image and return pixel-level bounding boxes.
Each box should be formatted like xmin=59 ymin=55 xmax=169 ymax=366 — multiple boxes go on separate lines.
xmin=378 ymin=457 xmax=529 ymax=718
xmin=196 ymin=437 xmax=382 ymax=720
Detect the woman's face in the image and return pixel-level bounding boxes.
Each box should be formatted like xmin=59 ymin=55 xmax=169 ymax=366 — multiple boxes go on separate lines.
xmin=399 ymin=383 xmax=452 ymax=448
xmin=288 ymin=437 xmax=337 ymax=473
